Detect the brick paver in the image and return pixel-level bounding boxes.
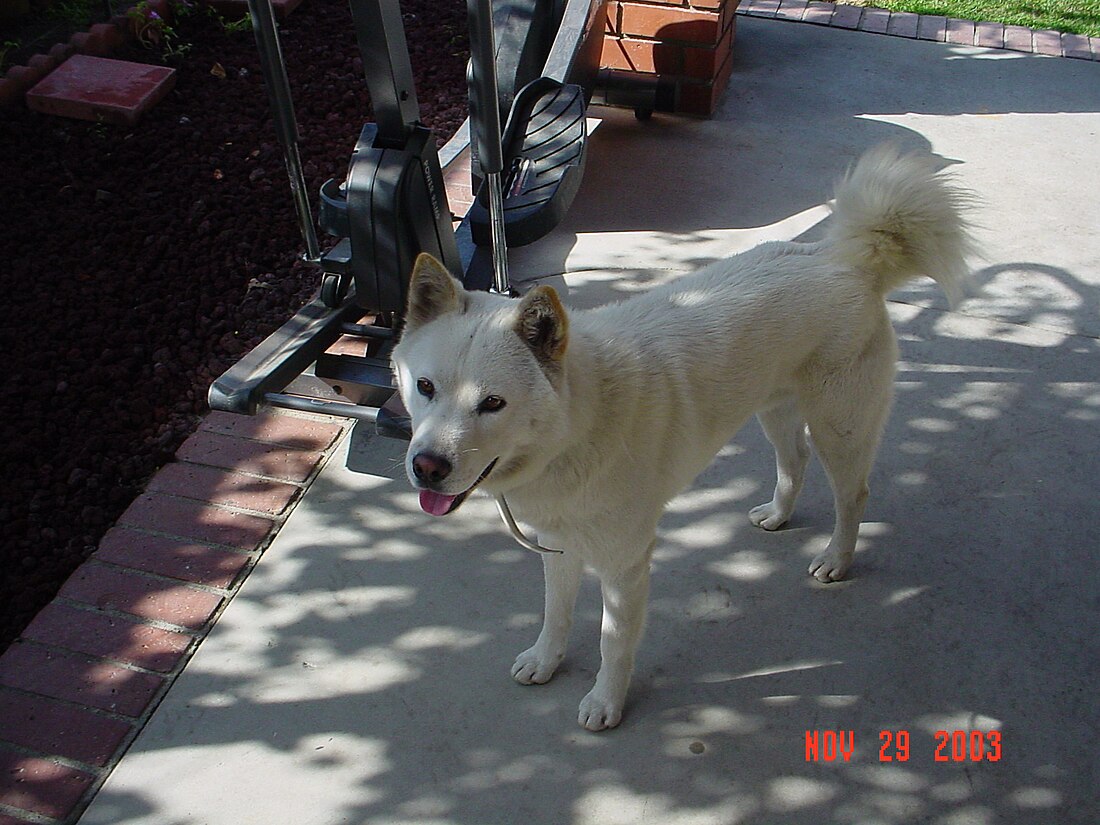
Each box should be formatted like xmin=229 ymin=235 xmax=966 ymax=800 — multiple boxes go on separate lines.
xmin=25 ymin=55 xmax=176 ymax=126
xmin=1061 ymin=32 xmax=1092 ymax=59
xmin=1032 ymin=29 xmax=1063 ymax=55
xmin=93 ymin=527 xmax=252 ymax=590
xmin=859 ymin=6 xmax=890 ymax=33
xmin=0 ymin=408 xmax=345 ymax=823
xmin=945 ymin=17 xmax=975 ymax=45
xmin=732 ymin=0 xmax=1096 ymax=61
xmin=916 ymin=14 xmax=947 ymax=41
xmin=801 ymin=2 xmax=835 ymax=25
xmin=0 ymin=751 xmax=95 ymax=820
xmin=742 ymin=0 xmax=780 ymax=18
xmin=829 ymin=4 xmax=861 ymax=29
xmin=59 ymin=562 xmax=224 ymax=630
xmin=776 ymin=0 xmax=808 ymax=22
xmin=20 ymin=601 xmax=192 ymax=672
xmin=1003 ymin=24 xmax=1033 ymax=52
xmin=0 ymin=689 xmax=133 ymax=767
xmin=887 ymin=10 xmax=918 ymax=37
xmin=146 ymin=461 xmax=301 ymax=515
xmin=0 ymin=643 xmax=164 ymax=718
xmin=117 ymin=492 xmax=275 ymax=549
xmin=176 ymin=430 xmax=324 ymax=483
xmin=975 ymin=20 xmax=1005 ymax=48
xmin=199 ymin=410 xmax=344 ymax=451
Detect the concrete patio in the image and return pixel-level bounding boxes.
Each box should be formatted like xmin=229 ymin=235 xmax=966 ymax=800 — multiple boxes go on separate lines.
xmin=65 ymin=12 xmax=1100 ymax=825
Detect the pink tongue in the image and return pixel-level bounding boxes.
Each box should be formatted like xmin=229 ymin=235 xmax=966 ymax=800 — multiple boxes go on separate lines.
xmin=419 ymin=490 xmax=458 ymax=516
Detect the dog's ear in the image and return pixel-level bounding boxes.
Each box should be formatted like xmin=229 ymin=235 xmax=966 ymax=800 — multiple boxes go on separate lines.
xmin=514 ymin=285 xmax=569 ymax=365
xmin=405 ymin=253 xmax=462 ymax=328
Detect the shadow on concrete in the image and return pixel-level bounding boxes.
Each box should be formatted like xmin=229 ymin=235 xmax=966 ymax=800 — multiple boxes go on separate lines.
xmin=81 ymin=272 xmax=1100 ymax=825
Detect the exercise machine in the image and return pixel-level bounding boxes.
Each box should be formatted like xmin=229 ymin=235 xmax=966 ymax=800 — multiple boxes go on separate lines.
xmin=209 ymin=0 xmax=616 ymax=435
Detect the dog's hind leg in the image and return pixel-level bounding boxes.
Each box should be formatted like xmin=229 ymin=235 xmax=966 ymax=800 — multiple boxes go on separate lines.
xmin=579 ymin=544 xmax=654 ymax=731
xmin=802 ymin=338 xmax=895 ymax=582
xmin=750 ymin=400 xmax=810 ymax=531
xmin=512 ymin=545 xmax=583 ymax=685
xmin=804 ymin=422 xmax=876 ymax=583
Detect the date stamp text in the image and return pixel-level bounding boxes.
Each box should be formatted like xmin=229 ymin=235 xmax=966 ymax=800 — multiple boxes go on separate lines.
xmin=804 ymin=729 xmax=1002 ymax=762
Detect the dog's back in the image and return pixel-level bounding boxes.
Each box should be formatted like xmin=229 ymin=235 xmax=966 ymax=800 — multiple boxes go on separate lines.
xmin=560 ymin=148 xmax=976 ymax=496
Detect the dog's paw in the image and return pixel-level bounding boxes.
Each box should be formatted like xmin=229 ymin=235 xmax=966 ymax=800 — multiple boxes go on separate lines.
xmin=511 ymin=644 xmax=563 ymax=685
xmin=808 ymin=545 xmax=852 ymax=582
xmin=749 ymin=500 xmax=791 ymax=531
xmin=578 ymin=687 xmax=624 ymax=732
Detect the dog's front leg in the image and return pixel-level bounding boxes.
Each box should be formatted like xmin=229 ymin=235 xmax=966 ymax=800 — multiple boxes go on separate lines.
xmin=578 ymin=545 xmax=653 ymax=731
xmin=512 ymin=544 xmax=582 ymax=685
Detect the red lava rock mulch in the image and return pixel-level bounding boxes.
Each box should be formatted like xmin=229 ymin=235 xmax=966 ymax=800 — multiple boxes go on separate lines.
xmin=0 ymin=0 xmax=470 ymax=652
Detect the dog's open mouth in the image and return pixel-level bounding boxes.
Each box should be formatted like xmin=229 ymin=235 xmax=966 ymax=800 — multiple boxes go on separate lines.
xmin=418 ymin=458 xmax=498 ymax=517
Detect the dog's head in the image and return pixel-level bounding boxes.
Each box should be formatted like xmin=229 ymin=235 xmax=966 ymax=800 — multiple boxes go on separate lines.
xmin=391 ymin=254 xmax=571 ymax=516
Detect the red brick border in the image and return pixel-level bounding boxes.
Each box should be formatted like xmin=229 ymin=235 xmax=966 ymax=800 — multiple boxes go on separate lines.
xmin=0 ymin=409 xmax=348 ymax=824
xmin=736 ymin=0 xmax=1100 ymax=59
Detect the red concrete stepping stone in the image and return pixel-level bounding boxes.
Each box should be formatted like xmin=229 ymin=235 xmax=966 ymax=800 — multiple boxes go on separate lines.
xmin=25 ymin=54 xmax=176 ymax=126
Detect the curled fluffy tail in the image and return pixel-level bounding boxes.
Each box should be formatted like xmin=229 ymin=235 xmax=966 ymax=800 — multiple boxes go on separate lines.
xmin=827 ymin=145 xmax=976 ymax=306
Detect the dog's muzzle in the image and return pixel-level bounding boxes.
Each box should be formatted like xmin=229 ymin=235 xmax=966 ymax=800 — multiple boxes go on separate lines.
xmin=416 ymin=457 xmax=498 ymax=516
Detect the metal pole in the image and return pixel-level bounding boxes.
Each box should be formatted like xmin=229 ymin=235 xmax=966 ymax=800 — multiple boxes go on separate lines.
xmin=467 ymin=0 xmax=511 ymax=294
xmin=246 ymin=0 xmax=321 ymax=263
xmin=263 ymin=392 xmax=380 ymax=422
xmin=485 ymin=171 xmax=511 ymax=294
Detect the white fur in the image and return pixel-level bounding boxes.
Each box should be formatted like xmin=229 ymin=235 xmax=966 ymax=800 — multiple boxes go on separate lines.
xmin=391 ymin=146 xmax=975 ymax=731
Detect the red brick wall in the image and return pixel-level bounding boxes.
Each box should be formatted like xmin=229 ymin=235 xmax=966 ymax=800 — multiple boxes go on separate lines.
xmin=601 ymin=0 xmax=740 ymax=116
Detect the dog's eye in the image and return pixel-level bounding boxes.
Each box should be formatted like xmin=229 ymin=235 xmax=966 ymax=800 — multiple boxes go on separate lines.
xmin=416 ymin=378 xmax=435 ymax=399
xmin=478 ymin=395 xmax=506 ymax=413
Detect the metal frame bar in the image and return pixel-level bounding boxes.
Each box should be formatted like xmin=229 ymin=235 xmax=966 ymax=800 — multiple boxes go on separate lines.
xmin=262 ymin=392 xmax=381 ymax=422
xmin=467 ymin=0 xmax=512 ymax=294
xmin=245 ymin=0 xmax=320 ymax=262
xmin=349 ymin=0 xmax=421 ymax=147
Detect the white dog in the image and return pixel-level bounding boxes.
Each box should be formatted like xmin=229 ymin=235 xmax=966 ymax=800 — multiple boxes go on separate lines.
xmin=391 ymin=146 xmax=974 ymax=730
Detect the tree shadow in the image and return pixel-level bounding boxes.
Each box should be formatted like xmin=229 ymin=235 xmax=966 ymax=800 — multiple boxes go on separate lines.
xmin=81 ymin=285 xmax=1100 ymax=825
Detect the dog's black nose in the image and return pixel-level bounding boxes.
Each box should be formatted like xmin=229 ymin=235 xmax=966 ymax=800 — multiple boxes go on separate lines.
xmin=412 ymin=452 xmax=452 ymax=485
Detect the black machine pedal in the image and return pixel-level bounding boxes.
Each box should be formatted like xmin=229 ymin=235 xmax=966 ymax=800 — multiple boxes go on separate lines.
xmin=469 ymin=77 xmax=588 ymax=248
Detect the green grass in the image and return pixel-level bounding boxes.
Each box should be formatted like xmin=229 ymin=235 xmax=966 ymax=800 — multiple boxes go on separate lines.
xmin=844 ymin=0 xmax=1100 ymax=36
